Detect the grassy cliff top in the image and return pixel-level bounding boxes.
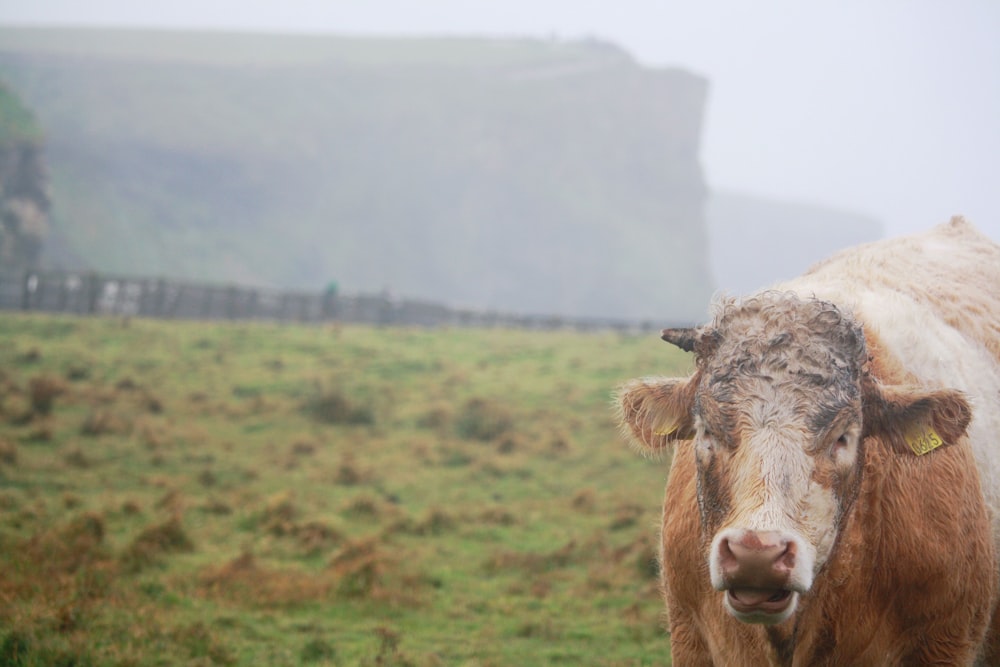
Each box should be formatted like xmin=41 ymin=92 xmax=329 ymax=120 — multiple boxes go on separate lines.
xmin=0 ymin=26 xmax=644 ymax=69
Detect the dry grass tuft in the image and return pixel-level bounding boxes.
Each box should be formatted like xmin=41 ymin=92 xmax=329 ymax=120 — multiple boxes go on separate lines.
xmin=121 ymin=499 xmax=143 ymax=515
xmin=548 ymin=432 xmax=572 ymax=455
xmin=198 ymin=498 xmax=233 ymax=515
xmin=495 ymin=433 xmax=524 ymax=454
xmin=413 ymin=507 xmax=456 ymax=536
xmin=18 ymin=511 xmax=109 ymax=577
xmin=26 ymin=421 xmax=53 ymax=442
xmin=2 ymin=393 xmax=33 ymax=425
xmin=294 ymin=520 xmax=344 ymax=556
xmin=300 ymin=637 xmax=338 ymax=663
xmin=63 ymin=445 xmax=91 ymax=469
xmin=344 ymin=494 xmax=384 ymax=519
xmin=571 ymin=489 xmax=596 ymax=513
xmin=171 ymin=621 xmax=237 ymax=665
xmin=197 ymin=469 xmax=218 ymax=487
xmin=609 ymin=503 xmax=645 ymax=531
xmin=260 ymin=491 xmax=298 ymax=535
xmin=1 ymin=512 xmax=117 ymax=640
xmin=302 ymin=383 xmax=375 ymax=426
xmin=485 ymin=540 xmax=578 ymax=575
xmin=17 ymin=347 xmax=42 ymax=364
xmin=143 ymin=391 xmax=165 ymax=414
xmin=155 ymin=489 xmax=185 ymax=514
xmin=479 ymin=507 xmax=517 ymax=526
xmin=0 ymin=437 xmax=17 ymax=466
xmin=80 ymin=409 xmax=129 ymax=437
xmin=115 ymin=376 xmax=139 ymax=391
xmin=417 ymin=402 xmax=453 ymax=431
xmin=289 ymin=438 xmax=318 ymax=457
xmin=334 ymin=452 xmax=371 ymax=485
xmin=28 ymin=375 xmax=67 ymax=416
xmin=329 ymin=537 xmax=385 ymax=598
xmin=199 ymin=551 xmax=335 ymax=607
xmin=121 ymin=515 xmax=194 ymax=572
xmin=64 ymin=362 xmax=92 ymax=381
xmin=455 ymin=398 xmax=514 ymax=441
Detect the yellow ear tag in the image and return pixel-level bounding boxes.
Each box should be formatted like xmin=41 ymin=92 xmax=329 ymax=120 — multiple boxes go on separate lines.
xmin=904 ymin=420 xmax=944 ymax=456
xmin=653 ymin=420 xmax=678 ymax=437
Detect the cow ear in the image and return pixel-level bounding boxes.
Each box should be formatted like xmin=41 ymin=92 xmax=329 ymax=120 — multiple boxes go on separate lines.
xmin=862 ymin=380 xmax=972 ymax=456
xmin=616 ymin=375 xmax=698 ymax=456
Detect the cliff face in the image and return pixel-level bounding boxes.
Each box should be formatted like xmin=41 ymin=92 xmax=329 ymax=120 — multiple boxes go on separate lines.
xmin=0 ymin=29 xmax=714 ymax=321
xmin=0 ymin=81 xmax=48 ymax=273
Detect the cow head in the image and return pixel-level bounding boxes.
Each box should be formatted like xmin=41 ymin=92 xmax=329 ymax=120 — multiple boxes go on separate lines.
xmin=618 ymin=292 xmax=971 ymax=625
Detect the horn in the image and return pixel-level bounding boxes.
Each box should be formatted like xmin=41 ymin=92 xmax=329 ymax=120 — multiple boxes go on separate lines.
xmin=661 ymin=327 xmax=699 ymax=353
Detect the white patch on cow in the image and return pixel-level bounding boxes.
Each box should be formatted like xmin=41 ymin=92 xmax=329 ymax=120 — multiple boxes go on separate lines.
xmin=801 ymin=479 xmax=838 ymax=572
xmin=708 ymin=422 xmax=822 ymax=597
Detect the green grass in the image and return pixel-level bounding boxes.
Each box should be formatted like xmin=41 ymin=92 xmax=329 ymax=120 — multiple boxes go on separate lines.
xmin=0 ymin=314 xmax=691 ymax=665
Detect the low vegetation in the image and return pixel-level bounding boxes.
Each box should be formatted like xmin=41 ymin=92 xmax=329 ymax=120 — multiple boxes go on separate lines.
xmin=0 ymin=314 xmax=691 ymax=665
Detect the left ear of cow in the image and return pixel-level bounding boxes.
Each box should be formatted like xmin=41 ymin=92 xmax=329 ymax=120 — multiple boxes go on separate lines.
xmin=862 ymin=381 xmax=972 ymax=454
xmin=616 ymin=375 xmax=698 ymax=455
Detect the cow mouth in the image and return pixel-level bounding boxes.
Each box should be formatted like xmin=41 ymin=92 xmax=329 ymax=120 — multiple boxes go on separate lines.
xmin=726 ymin=587 xmax=794 ymax=616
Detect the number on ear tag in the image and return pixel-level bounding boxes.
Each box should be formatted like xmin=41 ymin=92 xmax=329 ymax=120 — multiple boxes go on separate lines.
xmin=904 ymin=420 xmax=944 ymax=456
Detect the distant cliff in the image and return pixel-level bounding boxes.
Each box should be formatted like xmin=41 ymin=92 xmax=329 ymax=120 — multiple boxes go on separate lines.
xmin=706 ymin=192 xmax=883 ymax=295
xmin=0 ymin=28 xmax=714 ymax=321
xmin=0 ymin=80 xmax=48 ymax=274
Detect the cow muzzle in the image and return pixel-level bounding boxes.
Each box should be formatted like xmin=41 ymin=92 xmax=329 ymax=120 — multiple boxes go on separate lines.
xmin=710 ymin=528 xmax=812 ymax=625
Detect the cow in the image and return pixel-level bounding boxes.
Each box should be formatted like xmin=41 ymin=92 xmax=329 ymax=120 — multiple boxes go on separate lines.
xmin=616 ymin=217 xmax=1000 ymax=665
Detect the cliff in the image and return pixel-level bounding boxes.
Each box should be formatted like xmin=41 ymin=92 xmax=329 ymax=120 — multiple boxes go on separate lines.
xmin=0 ymin=28 xmax=714 ymax=321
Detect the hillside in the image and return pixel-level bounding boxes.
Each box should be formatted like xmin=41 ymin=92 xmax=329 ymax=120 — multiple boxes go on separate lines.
xmin=0 ymin=27 xmax=713 ymax=321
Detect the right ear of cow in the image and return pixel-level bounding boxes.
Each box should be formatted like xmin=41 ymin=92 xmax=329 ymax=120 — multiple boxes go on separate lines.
xmin=862 ymin=380 xmax=972 ymax=456
xmin=616 ymin=376 xmax=698 ymax=454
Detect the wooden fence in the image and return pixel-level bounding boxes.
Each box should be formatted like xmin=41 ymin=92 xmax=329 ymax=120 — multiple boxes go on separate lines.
xmin=0 ymin=270 xmax=665 ymax=333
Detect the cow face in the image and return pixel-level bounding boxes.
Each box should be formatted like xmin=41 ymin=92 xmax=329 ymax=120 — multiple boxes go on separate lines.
xmin=618 ymin=293 xmax=971 ymax=626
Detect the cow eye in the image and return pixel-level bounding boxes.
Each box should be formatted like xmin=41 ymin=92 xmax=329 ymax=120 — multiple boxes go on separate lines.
xmin=832 ymin=431 xmax=855 ymax=453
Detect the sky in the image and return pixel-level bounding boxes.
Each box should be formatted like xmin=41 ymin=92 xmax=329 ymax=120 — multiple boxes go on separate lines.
xmin=2 ymin=1 xmax=998 ymax=241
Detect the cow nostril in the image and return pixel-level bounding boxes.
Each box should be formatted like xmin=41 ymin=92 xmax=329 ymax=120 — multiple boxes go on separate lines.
xmin=779 ymin=541 xmax=796 ymax=570
xmin=718 ymin=537 xmax=739 ymax=574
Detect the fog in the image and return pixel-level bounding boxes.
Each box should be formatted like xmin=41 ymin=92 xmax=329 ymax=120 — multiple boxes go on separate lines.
xmin=3 ymin=0 xmax=998 ymax=242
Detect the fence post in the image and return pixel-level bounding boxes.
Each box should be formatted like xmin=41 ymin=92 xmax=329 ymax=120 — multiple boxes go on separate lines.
xmin=86 ymin=273 xmax=101 ymax=314
xmin=21 ymin=271 xmax=36 ymax=310
xmin=225 ymin=286 xmax=238 ymax=320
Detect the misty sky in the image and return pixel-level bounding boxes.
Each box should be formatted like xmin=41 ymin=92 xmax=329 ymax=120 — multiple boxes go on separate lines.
xmin=2 ymin=0 xmax=998 ymax=241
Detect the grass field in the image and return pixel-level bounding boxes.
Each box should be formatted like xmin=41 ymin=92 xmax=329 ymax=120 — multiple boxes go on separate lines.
xmin=0 ymin=314 xmax=692 ymax=666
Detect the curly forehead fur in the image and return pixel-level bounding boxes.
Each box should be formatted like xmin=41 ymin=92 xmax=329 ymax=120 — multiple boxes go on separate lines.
xmin=690 ymin=292 xmax=870 ymax=434
xmin=698 ymin=291 xmax=868 ymax=382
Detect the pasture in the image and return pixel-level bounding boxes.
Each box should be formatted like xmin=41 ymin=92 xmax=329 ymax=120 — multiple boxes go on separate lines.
xmin=0 ymin=314 xmax=691 ymax=665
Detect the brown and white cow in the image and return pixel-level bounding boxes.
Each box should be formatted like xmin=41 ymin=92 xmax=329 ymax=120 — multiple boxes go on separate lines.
xmin=617 ymin=217 xmax=1000 ymax=665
